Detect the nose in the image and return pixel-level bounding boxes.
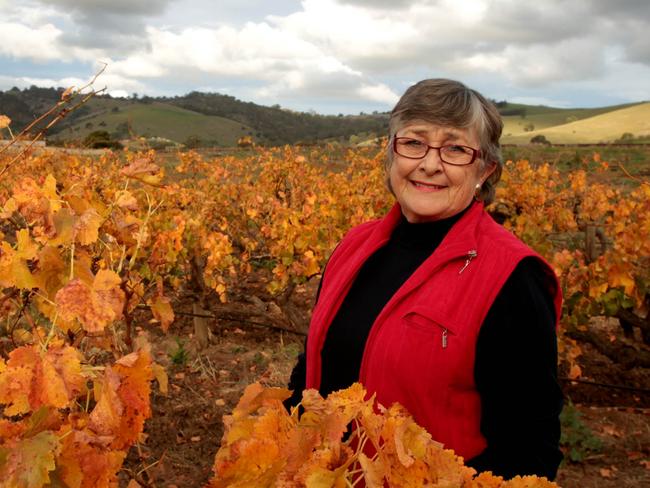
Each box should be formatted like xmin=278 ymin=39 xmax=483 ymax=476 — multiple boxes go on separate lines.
xmin=418 ymin=147 xmax=443 ymax=175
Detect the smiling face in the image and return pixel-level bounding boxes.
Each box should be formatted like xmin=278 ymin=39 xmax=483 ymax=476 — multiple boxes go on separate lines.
xmin=389 ymin=121 xmax=496 ymax=223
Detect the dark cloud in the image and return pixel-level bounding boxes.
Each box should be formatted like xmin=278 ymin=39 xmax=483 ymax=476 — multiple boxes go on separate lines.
xmin=39 ymin=0 xmax=174 ymax=53
xmin=41 ymin=0 xmax=173 ymax=16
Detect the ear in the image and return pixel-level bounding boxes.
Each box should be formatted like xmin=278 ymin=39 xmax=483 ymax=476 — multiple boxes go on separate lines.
xmin=480 ymin=160 xmax=497 ymax=185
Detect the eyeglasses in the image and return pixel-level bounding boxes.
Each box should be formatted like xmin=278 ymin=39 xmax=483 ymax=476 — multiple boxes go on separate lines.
xmin=392 ymin=137 xmax=481 ymax=166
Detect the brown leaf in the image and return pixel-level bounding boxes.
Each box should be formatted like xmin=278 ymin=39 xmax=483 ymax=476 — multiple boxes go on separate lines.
xmin=120 ymin=158 xmax=164 ymax=186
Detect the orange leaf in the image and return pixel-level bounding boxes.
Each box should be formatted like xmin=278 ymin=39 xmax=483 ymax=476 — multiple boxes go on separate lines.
xmin=55 ymin=269 xmax=125 ymax=333
xmin=0 ymin=344 xmax=86 ymax=415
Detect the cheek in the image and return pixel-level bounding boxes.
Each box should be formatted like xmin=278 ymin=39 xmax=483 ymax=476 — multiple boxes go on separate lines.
xmin=389 ymin=160 xmax=410 ymax=187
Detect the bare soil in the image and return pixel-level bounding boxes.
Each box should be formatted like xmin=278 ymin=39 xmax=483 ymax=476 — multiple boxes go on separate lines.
xmin=120 ymin=280 xmax=650 ymax=488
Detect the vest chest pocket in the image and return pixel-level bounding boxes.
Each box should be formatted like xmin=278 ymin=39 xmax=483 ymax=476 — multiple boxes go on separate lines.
xmin=401 ymin=305 xmax=460 ymax=351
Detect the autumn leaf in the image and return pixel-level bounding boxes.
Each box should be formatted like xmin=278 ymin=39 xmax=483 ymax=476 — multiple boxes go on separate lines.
xmin=0 ymin=114 xmax=11 ymax=129
xmin=112 ymin=349 xmax=153 ymax=449
xmin=74 ymin=207 xmax=103 ymax=245
xmin=115 ymin=190 xmax=139 ymax=210
xmin=0 ymin=241 xmax=36 ymax=290
xmin=56 ymin=425 xmax=127 ymax=488
xmin=120 ymin=158 xmax=164 ymax=186
xmin=60 ymin=86 xmax=74 ymax=101
xmin=55 ymin=269 xmax=125 ymax=333
xmin=0 ymin=431 xmax=60 ymax=488
xmin=503 ymin=475 xmax=559 ymax=487
xmin=0 ymin=344 xmax=86 ymax=415
xmin=89 ymin=367 xmax=123 ymax=439
xmin=147 ymin=278 xmax=174 ymax=332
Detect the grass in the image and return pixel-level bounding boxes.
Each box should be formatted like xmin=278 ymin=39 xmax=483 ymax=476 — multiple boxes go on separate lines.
xmin=56 ymin=101 xmax=255 ymax=145
xmin=502 ymin=103 xmax=650 ymax=144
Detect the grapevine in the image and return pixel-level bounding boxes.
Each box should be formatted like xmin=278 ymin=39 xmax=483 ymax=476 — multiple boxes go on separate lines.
xmin=1 ymin=106 xmax=649 ymax=484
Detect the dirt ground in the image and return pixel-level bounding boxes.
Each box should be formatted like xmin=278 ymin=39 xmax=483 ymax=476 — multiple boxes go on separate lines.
xmin=119 ymin=279 xmax=650 ymax=488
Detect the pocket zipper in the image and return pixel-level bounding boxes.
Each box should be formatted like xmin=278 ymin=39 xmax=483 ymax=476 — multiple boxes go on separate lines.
xmin=458 ymin=249 xmax=478 ymax=274
xmin=442 ymin=328 xmax=448 ymax=348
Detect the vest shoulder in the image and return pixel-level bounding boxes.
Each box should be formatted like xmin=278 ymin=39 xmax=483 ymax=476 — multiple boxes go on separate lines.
xmin=340 ymin=218 xmax=382 ymax=242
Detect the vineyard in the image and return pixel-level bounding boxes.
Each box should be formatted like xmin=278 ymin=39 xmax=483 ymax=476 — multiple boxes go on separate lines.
xmin=1 ymin=118 xmax=649 ymax=487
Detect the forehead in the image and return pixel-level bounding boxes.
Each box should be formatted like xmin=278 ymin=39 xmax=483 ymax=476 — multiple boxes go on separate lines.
xmin=397 ymin=121 xmax=478 ymax=143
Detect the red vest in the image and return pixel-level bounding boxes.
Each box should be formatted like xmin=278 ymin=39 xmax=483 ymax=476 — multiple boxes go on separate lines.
xmin=306 ymin=201 xmax=561 ymax=460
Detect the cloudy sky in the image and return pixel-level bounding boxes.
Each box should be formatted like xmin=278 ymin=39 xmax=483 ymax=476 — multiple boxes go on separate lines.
xmin=1 ymin=0 xmax=649 ymax=114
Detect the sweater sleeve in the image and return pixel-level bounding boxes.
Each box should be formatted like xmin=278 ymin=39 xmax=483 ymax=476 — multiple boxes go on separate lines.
xmin=284 ymin=274 xmax=324 ymax=410
xmin=466 ymin=257 xmax=564 ymax=480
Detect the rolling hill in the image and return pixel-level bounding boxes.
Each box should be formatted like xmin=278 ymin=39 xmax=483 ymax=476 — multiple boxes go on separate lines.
xmin=54 ymin=101 xmax=254 ymax=146
xmin=501 ymin=102 xmax=650 ymax=144
xmin=0 ymin=86 xmax=647 ymax=146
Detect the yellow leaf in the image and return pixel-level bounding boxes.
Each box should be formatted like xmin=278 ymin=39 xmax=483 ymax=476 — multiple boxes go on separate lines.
xmin=15 ymin=229 xmax=39 ymax=259
xmin=148 ymin=294 xmax=174 ymax=332
xmin=74 ymin=207 xmax=102 ymax=245
xmin=151 ymin=363 xmax=169 ymax=395
xmin=0 ymin=114 xmax=11 ymax=129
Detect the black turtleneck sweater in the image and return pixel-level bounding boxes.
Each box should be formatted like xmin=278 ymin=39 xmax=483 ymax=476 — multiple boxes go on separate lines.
xmin=286 ymin=211 xmax=563 ymax=480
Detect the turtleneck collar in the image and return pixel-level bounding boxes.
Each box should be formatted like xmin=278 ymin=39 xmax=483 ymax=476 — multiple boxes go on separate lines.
xmin=391 ymin=204 xmax=472 ymax=250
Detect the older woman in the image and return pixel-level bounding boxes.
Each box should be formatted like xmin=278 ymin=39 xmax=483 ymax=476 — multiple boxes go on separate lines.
xmin=287 ymin=79 xmax=563 ymax=480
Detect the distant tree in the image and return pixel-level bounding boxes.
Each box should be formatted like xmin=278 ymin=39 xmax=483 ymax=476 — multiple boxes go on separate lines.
xmin=184 ymin=135 xmax=202 ymax=148
xmin=83 ymin=130 xmax=122 ymax=149
xmin=111 ymin=106 xmax=120 ymax=113
xmin=618 ymin=132 xmax=635 ymax=141
xmin=530 ymin=134 xmax=551 ymax=145
xmin=523 ymin=123 xmax=535 ymax=132
xmin=85 ymin=122 xmax=93 ymax=129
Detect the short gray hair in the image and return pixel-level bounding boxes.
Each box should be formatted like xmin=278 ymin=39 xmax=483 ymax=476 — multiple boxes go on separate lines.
xmin=386 ymin=79 xmax=503 ymax=205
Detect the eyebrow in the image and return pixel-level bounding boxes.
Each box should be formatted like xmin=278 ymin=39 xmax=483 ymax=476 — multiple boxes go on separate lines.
xmin=404 ymin=128 xmax=462 ymax=141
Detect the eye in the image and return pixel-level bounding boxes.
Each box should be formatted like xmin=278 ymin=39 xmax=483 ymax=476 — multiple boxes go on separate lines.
xmin=444 ymin=145 xmax=472 ymax=154
xmin=400 ymin=138 xmax=425 ymax=147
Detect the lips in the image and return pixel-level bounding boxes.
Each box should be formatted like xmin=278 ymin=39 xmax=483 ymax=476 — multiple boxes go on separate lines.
xmin=411 ymin=180 xmax=446 ymax=192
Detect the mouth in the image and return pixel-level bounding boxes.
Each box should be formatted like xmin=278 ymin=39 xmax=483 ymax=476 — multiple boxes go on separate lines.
xmin=411 ymin=180 xmax=446 ymax=192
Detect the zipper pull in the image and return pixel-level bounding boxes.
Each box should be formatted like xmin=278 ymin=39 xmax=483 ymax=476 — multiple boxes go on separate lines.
xmin=442 ymin=328 xmax=448 ymax=349
xmin=458 ymin=249 xmax=478 ymax=274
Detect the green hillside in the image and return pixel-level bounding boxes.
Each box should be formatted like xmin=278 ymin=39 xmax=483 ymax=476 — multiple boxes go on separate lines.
xmin=55 ymin=101 xmax=253 ymax=146
xmin=1 ymin=86 xmax=648 ymax=146
xmin=502 ymin=102 xmax=650 ymax=144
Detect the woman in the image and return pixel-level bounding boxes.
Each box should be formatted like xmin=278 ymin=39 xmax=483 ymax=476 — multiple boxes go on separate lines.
xmin=287 ymin=79 xmax=563 ymax=480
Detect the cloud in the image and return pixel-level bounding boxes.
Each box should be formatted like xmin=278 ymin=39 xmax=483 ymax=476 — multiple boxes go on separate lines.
xmin=1 ymin=0 xmax=650 ymax=112
xmin=0 ymin=22 xmax=63 ymax=61
xmin=358 ymin=83 xmax=400 ymax=105
xmin=36 ymin=0 xmax=174 ymax=53
xmin=40 ymin=0 xmax=172 ymax=16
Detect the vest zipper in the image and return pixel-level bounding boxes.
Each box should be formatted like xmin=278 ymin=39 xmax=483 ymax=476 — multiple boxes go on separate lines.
xmin=458 ymin=249 xmax=478 ymax=274
xmin=359 ymin=246 xmax=478 ymax=383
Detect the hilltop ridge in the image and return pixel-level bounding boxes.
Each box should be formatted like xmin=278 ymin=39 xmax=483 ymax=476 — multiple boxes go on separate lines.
xmin=0 ymin=86 xmax=647 ymax=146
